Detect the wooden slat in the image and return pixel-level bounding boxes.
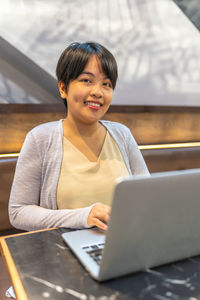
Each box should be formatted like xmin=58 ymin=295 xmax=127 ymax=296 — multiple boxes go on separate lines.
xmin=1 ymin=104 xmax=200 ymax=153
xmin=0 ymin=238 xmax=28 ymax=300
xmin=1 ymin=227 xmax=57 ymax=239
xmin=104 ymin=109 xmax=200 ymax=144
xmin=0 ymin=112 xmax=65 ymax=153
xmin=141 ymin=147 xmax=200 ymax=173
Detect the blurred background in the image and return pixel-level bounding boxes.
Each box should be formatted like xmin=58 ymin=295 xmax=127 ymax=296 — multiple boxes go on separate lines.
xmin=0 ymin=0 xmax=200 ymax=106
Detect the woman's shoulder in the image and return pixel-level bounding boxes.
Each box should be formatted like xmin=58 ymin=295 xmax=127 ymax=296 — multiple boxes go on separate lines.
xmin=22 ymin=120 xmax=62 ymax=150
xmin=100 ymin=120 xmax=130 ymax=135
xmin=28 ymin=120 xmax=62 ymax=138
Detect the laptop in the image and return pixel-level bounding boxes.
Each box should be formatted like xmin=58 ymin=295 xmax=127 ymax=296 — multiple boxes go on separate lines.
xmin=62 ymin=168 xmax=200 ymax=281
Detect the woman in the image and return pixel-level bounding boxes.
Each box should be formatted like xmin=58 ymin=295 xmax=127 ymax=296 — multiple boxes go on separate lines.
xmin=9 ymin=42 xmax=149 ymax=232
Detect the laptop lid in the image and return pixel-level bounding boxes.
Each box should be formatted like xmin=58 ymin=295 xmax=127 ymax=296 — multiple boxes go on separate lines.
xmin=62 ymin=169 xmax=200 ymax=281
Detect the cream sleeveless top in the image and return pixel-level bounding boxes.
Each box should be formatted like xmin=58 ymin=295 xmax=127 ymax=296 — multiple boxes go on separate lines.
xmin=57 ymin=131 xmax=129 ymax=209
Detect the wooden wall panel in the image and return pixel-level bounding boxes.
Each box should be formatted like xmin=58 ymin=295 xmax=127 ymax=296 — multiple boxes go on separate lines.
xmin=142 ymin=147 xmax=200 ymax=173
xmin=0 ymin=112 xmax=65 ymax=153
xmin=1 ymin=105 xmax=200 ymax=154
xmin=104 ymin=107 xmax=200 ymax=144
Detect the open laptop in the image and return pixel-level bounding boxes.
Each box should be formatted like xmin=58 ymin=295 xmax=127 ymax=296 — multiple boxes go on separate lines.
xmin=62 ymin=168 xmax=200 ymax=281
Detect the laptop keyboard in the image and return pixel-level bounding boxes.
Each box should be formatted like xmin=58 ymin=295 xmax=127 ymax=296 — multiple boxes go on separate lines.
xmin=82 ymin=243 xmax=105 ymax=265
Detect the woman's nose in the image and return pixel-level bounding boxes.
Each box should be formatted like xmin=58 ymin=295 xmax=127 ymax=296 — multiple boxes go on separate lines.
xmin=90 ymin=84 xmax=103 ymax=98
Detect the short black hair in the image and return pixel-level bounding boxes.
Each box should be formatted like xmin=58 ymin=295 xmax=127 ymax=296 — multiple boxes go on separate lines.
xmin=56 ymin=42 xmax=118 ymax=91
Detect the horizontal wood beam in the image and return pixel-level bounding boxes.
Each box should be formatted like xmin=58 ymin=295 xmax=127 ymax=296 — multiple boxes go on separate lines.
xmin=1 ymin=104 xmax=200 ymax=153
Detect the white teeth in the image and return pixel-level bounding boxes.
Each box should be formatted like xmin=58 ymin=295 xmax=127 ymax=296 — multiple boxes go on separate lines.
xmin=85 ymin=102 xmax=100 ymax=107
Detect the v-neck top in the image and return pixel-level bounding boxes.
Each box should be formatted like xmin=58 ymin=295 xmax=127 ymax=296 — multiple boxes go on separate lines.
xmin=57 ymin=131 xmax=129 ymax=209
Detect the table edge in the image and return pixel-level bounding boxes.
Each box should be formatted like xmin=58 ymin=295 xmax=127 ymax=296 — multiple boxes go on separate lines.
xmin=0 ymin=227 xmax=58 ymax=300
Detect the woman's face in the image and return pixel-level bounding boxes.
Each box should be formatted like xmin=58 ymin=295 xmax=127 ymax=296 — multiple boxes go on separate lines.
xmin=59 ymin=55 xmax=113 ymax=125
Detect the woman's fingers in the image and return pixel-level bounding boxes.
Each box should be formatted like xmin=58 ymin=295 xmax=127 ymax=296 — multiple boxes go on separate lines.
xmin=93 ymin=218 xmax=108 ymax=231
xmin=87 ymin=203 xmax=111 ymax=230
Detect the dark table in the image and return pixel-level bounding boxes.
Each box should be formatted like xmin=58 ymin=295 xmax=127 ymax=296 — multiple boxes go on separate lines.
xmin=1 ymin=228 xmax=200 ymax=300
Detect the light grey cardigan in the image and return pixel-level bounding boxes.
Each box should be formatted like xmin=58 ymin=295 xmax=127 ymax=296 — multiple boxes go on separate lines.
xmin=9 ymin=120 xmax=149 ymax=231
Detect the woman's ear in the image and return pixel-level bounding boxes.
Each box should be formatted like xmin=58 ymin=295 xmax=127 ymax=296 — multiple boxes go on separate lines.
xmin=58 ymin=81 xmax=67 ymax=99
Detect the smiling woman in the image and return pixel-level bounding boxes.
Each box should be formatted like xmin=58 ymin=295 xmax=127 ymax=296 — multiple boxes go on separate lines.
xmin=58 ymin=55 xmax=113 ymax=127
xmin=8 ymin=42 xmax=149 ymax=232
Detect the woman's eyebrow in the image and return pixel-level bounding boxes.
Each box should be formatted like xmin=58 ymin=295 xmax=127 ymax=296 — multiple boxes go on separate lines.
xmin=81 ymin=71 xmax=94 ymax=76
xmin=81 ymin=71 xmax=109 ymax=80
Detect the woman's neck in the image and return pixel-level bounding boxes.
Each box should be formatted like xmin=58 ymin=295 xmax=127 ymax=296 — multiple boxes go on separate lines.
xmin=62 ymin=116 xmax=103 ymax=139
xmin=62 ymin=116 xmax=107 ymax=162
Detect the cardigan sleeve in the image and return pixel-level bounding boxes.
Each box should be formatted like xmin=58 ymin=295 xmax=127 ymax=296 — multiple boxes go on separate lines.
xmin=126 ymin=128 xmax=150 ymax=176
xmin=8 ymin=131 xmax=94 ymax=231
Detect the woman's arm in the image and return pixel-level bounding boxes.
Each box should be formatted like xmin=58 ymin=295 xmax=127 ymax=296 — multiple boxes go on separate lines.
xmin=127 ymin=128 xmax=150 ymax=175
xmin=8 ymin=131 xmax=94 ymax=231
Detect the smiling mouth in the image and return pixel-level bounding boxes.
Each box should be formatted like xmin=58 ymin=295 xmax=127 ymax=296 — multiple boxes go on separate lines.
xmin=84 ymin=101 xmax=102 ymax=110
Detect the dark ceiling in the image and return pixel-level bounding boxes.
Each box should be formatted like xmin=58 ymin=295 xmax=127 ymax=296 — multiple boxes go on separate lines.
xmin=173 ymin=0 xmax=200 ymax=31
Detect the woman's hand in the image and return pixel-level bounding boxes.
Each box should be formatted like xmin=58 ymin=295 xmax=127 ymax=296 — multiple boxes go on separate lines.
xmin=87 ymin=203 xmax=111 ymax=230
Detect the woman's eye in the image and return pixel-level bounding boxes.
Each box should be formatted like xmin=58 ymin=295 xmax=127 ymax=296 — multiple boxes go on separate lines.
xmin=81 ymin=78 xmax=91 ymax=83
xmin=103 ymin=82 xmax=112 ymax=87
